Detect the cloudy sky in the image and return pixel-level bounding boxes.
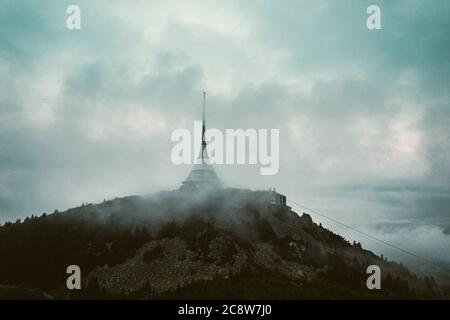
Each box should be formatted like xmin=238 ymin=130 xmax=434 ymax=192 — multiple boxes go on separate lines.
xmin=1 ymin=1 xmax=449 ymax=272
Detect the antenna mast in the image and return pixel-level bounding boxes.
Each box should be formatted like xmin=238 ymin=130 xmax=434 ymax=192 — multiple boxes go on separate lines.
xmin=201 ymin=91 xmax=207 ymax=164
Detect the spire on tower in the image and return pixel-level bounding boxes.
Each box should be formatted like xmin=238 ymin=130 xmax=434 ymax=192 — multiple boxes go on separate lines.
xmin=201 ymin=91 xmax=207 ymax=164
xmin=202 ymin=91 xmax=206 ymax=124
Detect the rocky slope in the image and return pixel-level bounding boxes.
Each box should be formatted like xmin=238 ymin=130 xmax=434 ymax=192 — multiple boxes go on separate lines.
xmin=0 ymin=188 xmax=443 ymax=299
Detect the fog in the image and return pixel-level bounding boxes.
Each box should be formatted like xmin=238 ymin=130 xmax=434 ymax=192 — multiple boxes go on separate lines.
xmin=1 ymin=1 xmax=449 ymax=272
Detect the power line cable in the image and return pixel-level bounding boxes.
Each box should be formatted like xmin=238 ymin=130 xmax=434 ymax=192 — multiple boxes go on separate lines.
xmin=287 ymin=198 xmax=447 ymax=272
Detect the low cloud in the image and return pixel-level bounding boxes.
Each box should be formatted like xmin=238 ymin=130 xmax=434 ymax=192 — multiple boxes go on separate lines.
xmin=0 ymin=1 xmax=449 ymax=277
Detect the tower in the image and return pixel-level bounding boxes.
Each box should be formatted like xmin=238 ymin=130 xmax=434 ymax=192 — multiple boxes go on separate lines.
xmin=201 ymin=91 xmax=207 ymax=164
xmin=180 ymin=92 xmax=222 ymax=190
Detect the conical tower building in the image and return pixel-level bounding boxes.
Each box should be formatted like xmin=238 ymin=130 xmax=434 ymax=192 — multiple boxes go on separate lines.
xmin=180 ymin=92 xmax=222 ymax=191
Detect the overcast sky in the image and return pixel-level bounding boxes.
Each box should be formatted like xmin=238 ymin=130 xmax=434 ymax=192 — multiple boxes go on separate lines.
xmin=1 ymin=1 xmax=449 ymax=269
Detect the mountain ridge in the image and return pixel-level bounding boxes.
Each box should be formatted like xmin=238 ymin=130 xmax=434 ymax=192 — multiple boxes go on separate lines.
xmin=0 ymin=188 xmax=443 ymax=299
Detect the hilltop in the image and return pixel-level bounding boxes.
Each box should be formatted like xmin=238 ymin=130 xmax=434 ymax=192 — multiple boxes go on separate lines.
xmin=0 ymin=188 xmax=443 ymax=299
